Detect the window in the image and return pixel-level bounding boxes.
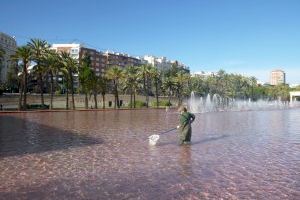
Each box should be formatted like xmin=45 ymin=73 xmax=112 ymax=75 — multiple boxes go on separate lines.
xmin=71 ymin=48 xmax=78 ymax=53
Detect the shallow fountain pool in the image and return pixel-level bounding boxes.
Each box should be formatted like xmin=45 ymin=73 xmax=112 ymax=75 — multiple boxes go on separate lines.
xmin=0 ymin=109 xmax=299 ymax=199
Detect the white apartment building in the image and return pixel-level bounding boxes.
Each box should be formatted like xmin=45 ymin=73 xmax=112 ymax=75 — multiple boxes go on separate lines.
xmin=51 ymin=43 xmax=81 ymax=59
xmin=142 ymin=55 xmax=177 ymax=71
xmin=50 ymin=44 xmax=82 ymax=89
xmin=191 ymin=71 xmax=217 ymax=77
xmin=270 ymin=69 xmax=285 ymax=85
xmin=0 ymin=32 xmax=17 ymax=83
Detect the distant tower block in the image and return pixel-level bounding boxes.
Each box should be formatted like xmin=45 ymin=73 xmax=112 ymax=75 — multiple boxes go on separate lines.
xmin=270 ymin=69 xmax=286 ymax=85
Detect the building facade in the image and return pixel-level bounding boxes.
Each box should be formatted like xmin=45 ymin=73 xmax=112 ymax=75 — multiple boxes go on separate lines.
xmin=50 ymin=44 xmax=82 ymax=89
xmin=103 ymin=51 xmax=141 ymax=68
xmin=80 ymin=47 xmax=106 ymax=76
xmin=142 ymin=55 xmax=189 ymax=72
xmin=142 ymin=55 xmax=172 ymax=71
xmin=0 ymin=32 xmax=17 ymax=83
xmin=270 ymin=69 xmax=285 ymax=85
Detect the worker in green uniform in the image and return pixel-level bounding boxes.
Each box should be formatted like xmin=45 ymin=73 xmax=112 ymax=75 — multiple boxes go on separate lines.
xmin=177 ymin=106 xmax=195 ymax=145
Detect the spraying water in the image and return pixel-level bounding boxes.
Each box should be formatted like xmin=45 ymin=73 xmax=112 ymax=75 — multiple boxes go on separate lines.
xmin=189 ymin=91 xmax=294 ymax=113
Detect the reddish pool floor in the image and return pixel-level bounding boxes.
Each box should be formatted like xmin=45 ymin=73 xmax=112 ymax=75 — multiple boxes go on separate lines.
xmin=0 ymin=109 xmax=299 ymax=199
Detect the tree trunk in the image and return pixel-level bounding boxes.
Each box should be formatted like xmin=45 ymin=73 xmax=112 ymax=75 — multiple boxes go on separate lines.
xmin=66 ymin=88 xmax=69 ymax=110
xmin=85 ymin=92 xmax=88 ymax=109
xmin=144 ymin=75 xmax=148 ymax=108
xmin=23 ymin=67 xmax=27 ymax=110
xmin=102 ymin=93 xmax=105 ymax=109
xmin=168 ymin=89 xmax=171 ymax=106
xmin=50 ymin=72 xmax=54 ymax=109
xmin=39 ymin=72 xmax=44 ymax=106
xmin=116 ymin=84 xmax=120 ymax=108
xmin=133 ymin=92 xmax=136 ymax=108
xmin=94 ymin=92 xmax=98 ymax=109
xmin=19 ymin=83 xmax=24 ymax=110
xmin=130 ymin=89 xmax=133 ymax=109
xmin=155 ymin=80 xmax=159 ymax=108
xmin=69 ymin=70 xmax=75 ymax=110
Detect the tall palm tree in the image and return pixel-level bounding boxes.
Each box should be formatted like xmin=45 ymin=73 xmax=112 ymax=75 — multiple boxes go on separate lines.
xmin=79 ymin=54 xmax=94 ymax=109
xmin=11 ymin=46 xmax=32 ymax=110
xmin=28 ymin=39 xmax=49 ymax=106
xmin=98 ymin=76 xmax=108 ymax=109
xmin=42 ymin=50 xmax=61 ymax=109
xmin=60 ymin=51 xmax=78 ymax=110
xmin=162 ymin=76 xmax=175 ymax=106
xmin=138 ymin=64 xmax=151 ymax=108
xmin=124 ymin=66 xmax=138 ymax=108
xmin=173 ymin=71 xmax=190 ymax=106
xmin=148 ymin=66 xmax=161 ymax=108
xmin=106 ymin=66 xmax=124 ymax=109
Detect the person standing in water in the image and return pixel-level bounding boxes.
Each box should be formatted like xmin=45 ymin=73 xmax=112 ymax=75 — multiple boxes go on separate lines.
xmin=177 ymin=106 xmax=195 ymax=145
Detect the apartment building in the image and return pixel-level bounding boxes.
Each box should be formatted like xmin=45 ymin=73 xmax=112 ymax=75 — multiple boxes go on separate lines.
xmin=270 ymin=69 xmax=286 ymax=85
xmin=142 ymin=55 xmax=189 ymax=72
xmin=79 ymin=47 xmax=106 ymax=76
xmin=0 ymin=32 xmax=17 ymax=83
xmin=103 ymin=51 xmax=141 ymax=68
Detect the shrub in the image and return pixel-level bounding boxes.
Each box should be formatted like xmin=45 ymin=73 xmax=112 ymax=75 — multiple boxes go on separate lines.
xmin=151 ymin=100 xmax=172 ymax=107
xmin=26 ymin=104 xmax=49 ymax=109
xmin=128 ymin=100 xmax=146 ymax=108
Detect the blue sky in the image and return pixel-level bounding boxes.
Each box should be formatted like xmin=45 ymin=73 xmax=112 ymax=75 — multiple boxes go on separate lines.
xmin=1 ymin=0 xmax=300 ymax=84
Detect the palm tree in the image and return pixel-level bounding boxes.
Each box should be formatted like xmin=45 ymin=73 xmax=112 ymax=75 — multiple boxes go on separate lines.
xmin=60 ymin=52 xmax=78 ymax=110
xmin=106 ymin=66 xmax=124 ymax=109
xmin=11 ymin=46 xmax=32 ymax=110
xmin=173 ymin=71 xmax=190 ymax=106
xmin=28 ymin=39 xmax=49 ymax=106
xmin=79 ymin=54 xmax=93 ymax=109
xmin=98 ymin=76 xmax=108 ymax=109
xmin=42 ymin=50 xmax=61 ymax=109
xmin=162 ymin=76 xmax=175 ymax=106
xmin=138 ymin=64 xmax=151 ymax=108
xmin=148 ymin=66 xmax=161 ymax=108
xmin=124 ymin=66 xmax=138 ymax=108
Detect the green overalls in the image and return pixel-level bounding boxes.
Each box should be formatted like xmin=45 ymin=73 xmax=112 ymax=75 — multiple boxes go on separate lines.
xmin=179 ymin=112 xmax=195 ymax=144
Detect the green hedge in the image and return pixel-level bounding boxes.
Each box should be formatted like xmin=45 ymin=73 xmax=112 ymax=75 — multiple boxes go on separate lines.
xmin=128 ymin=100 xmax=146 ymax=108
xmin=26 ymin=104 xmax=49 ymax=109
xmin=151 ymin=100 xmax=172 ymax=107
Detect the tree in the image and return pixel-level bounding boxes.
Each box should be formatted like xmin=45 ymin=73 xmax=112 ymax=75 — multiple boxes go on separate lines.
xmin=79 ymin=54 xmax=93 ymax=109
xmin=123 ymin=66 xmax=138 ymax=108
xmin=173 ymin=71 xmax=190 ymax=105
xmin=106 ymin=66 xmax=124 ymax=109
xmin=41 ymin=50 xmax=61 ymax=109
xmin=162 ymin=76 xmax=175 ymax=106
xmin=98 ymin=76 xmax=108 ymax=109
xmin=148 ymin=66 xmax=161 ymax=108
xmin=138 ymin=65 xmax=151 ymax=108
xmin=11 ymin=46 xmax=32 ymax=110
xmin=28 ymin=39 xmax=49 ymax=106
xmin=60 ymin=52 xmax=78 ymax=110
